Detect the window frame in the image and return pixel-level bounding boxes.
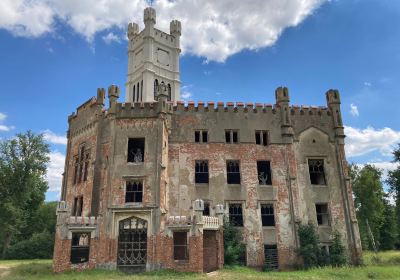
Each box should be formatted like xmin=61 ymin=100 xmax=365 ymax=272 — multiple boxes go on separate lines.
xmin=194 ymin=130 xmax=208 ymax=143
xmin=70 ymin=232 xmax=90 ymax=264
xmin=228 ymin=203 xmax=244 ymax=227
xmin=225 ymin=130 xmax=239 ymax=144
xmin=127 ymin=138 xmax=145 ymax=163
xmin=173 ymin=231 xmax=189 ymax=261
xmin=226 ymin=160 xmax=241 ymax=185
xmin=308 ymin=158 xmax=327 ymax=185
xmin=125 ymin=180 xmax=144 ymax=203
xmin=260 ymin=203 xmax=275 ymax=227
xmin=195 ymin=160 xmax=209 ymax=184
xmin=257 ymin=160 xmax=272 ymax=185
xmin=315 ymin=203 xmax=330 ymax=226
xmin=255 ymin=130 xmax=269 ymax=146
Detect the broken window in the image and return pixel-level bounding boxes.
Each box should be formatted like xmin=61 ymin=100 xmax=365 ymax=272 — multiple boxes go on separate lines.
xmin=227 ymin=160 xmax=241 ymax=184
xmin=308 ymin=159 xmax=326 ymax=185
xmin=225 ymin=130 xmax=239 ymax=144
xmin=83 ymin=153 xmax=90 ymax=181
xmin=173 ymin=231 xmax=188 ymax=260
xmin=255 ymin=131 xmax=268 ymax=146
xmin=194 ymin=130 xmax=208 ymax=143
xmin=71 ymin=232 xmax=90 ymax=264
xmin=72 ymin=196 xmax=83 ymax=216
xmin=316 ymin=203 xmax=330 ymax=226
xmin=261 ymin=204 xmax=275 ymax=226
xmin=128 ymin=138 xmax=145 ymax=163
xmin=195 ymin=160 xmax=209 ymax=184
xmin=74 ymin=145 xmax=90 ymax=184
xmin=125 ymin=181 xmax=143 ymax=203
xmin=203 ymin=202 xmax=210 ymax=216
xmin=229 ymin=203 xmax=243 ymax=226
xmin=257 ymin=161 xmax=272 ymax=185
xmin=264 ymin=245 xmax=278 ymax=270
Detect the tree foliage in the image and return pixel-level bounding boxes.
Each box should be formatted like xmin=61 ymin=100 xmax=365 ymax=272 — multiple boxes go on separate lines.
xmin=387 ymin=143 xmax=400 ymax=249
xmin=0 ymin=131 xmax=50 ymax=258
xmin=223 ymin=220 xmax=246 ymax=265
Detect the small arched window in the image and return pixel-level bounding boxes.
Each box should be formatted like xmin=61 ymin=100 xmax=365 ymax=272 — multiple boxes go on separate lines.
xmin=154 ymin=79 xmax=158 ymax=100
xmin=137 ymin=82 xmax=140 ymax=102
xmin=133 ymin=85 xmax=136 ymax=103
xmin=141 ymin=80 xmax=143 ymax=102
xmin=167 ymin=84 xmax=171 ymax=101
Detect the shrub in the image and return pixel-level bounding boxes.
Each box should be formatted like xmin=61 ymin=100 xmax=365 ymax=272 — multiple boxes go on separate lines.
xmin=223 ymin=220 xmax=246 ymax=265
xmin=330 ymin=230 xmax=347 ymax=266
xmin=297 ymin=223 xmax=321 ymax=269
xmin=6 ymin=231 xmax=54 ymax=259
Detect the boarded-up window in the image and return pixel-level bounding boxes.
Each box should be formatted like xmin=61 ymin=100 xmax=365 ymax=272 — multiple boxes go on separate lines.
xmin=257 ymin=161 xmax=272 ymax=185
xmin=125 ymin=181 xmax=143 ymax=203
xmin=195 ymin=160 xmax=209 ymax=184
xmin=229 ymin=203 xmax=243 ymax=226
xmin=173 ymin=231 xmax=188 ymax=260
xmin=128 ymin=138 xmax=145 ymax=163
xmin=308 ymin=159 xmax=326 ymax=185
xmin=71 ymin=232 xmax=90 ymax=264
xmin=261 ymin=204 xmax=275 ymax=226
xmin=227 ymin=160 xmax=240 ymax=184
xmin=316 ymin=203 xmax=329 ymax=226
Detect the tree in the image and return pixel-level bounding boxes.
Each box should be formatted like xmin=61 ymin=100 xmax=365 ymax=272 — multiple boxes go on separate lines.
xmin=223 ymin=220 xmax=246 ymax=265
xmin=0 ymin=131 xmax=50 ymax=258
xmin=330 ymin=231 xmax=347 ymax=266
xmin=387 ymin=143 xmax=400 ymax=248
xmin=350 ymin=164 xmax=385 ymax=250
xmin=379 ymin=195 xmax=397 ymax=250
xmin=297 ymin=223 xmax=321 ymax=269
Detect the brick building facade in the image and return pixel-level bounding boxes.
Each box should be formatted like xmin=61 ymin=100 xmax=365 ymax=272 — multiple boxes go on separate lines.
xmin=53 ymin=7 xmax=362 ymax=273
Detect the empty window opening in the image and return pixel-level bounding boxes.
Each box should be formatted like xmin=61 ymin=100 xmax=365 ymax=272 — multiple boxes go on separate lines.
xmin=257 ymin=161 xmax=272 ymax=185
xmin=133 ymin=85 xmax=136 ymax=102
xmin=125 ymin=181 xmax=143 ymax=203
xmin=264 ymin=245 xmax=278 ymax=270
xmin=316 ymin=203 xmax=329 ymax=226
xmin=141 ymin=80 xmax=143 ymax=102
xmin=308 ymin=159 xmax=326 ymax=185
xmin=72 ymin=196 xmax=83 ymax=216
xmin=195 ymin=160 xmax=209 ymax=184
xmin=136 ymin=82 xmax=140 ymax=102
xmin=225 ymin=130 xmax=239 ymax=144
xmin=74 ymin=145 xmax=90 ymax=184
xmin=154 ymin=79 xmax=158 ymax=100
xmin=255 ymin=131 xmax=268 ymax=146
xmin=128 ymin=138 xmax=145 ymax=163
xmin=261 ymin=204 xmax=275 ymax=226
xmin=168 ymin=84 xmax=172 ymax=101
xmin=194 ymin=130 xmax=208 ymax=143
xmin=203 ymin=202 xmax=210 ymax=216
xmin=71 ymin=232 xmax=90 ymax=264
xmin=173 ymin=231 xmax=188 ymax=260
xmin=229 ymin=203 xmax=243 ymax=226
xmin=227 ymin=160 xmax=241 ymax=184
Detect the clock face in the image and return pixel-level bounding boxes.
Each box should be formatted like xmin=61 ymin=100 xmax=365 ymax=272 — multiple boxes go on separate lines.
xmin=157 ymin=48 xmax=170 ymax=66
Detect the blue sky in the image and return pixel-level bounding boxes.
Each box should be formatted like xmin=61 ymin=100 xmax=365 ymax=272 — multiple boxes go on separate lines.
xmin=0 ymin=0 xmax=399 ymax=201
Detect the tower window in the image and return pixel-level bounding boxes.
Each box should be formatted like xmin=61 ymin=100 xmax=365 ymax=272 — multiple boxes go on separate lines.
xmin=133 ymin=85 xmax=136 ymax=103
xmin=74 ymin=145 xmax=90 ymax=184
xmin=308 ymin=159 xmax=326 ymax=185
xmin=315 ymin=203 xmax=330 ymax=226
xmin=173 ymin=231 xmax=188 ymax=260
xmin=128 ymin=138 xmax=145 ymax=163
xmin=257 ymin=161 xmax=272 ymax=185
xmin=227 ymin=160 xmax=240 ymax=184
xmin=71 ymin=232 xmax=90 ymax=264
xmin=154 ymin=79 xmax=158 ymax=100
xmin=194 ymin=130 xmax=208 ymax=143
xmin=72 ymin=196 xmax=83 ymax=216
xmin=225 ymin=130 xmax=239 ymax=144
xmin=229 ymin=203 xmax=243 ymax=226
xmin=136 ymin=82 xmax=140 ymax=102
xmin=168 ymin=84 xmax=172 ymax=101
xmin=195 ymin=160 xmax=209 ymax=184
xmin=203 ymin=202 xmax=210 ymax=216
xmin=261 ymin=204 xmax=275 ymax=226
xmin=141 ymin=80 xmax=143 ymax=102
xmin=255 ymin=131 xmax=268 ymax=146
xmin=125 ymin=181 xmax=143 ymax=203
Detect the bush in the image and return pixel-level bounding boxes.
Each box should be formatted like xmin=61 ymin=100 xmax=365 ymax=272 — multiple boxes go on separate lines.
xmin=223 ymin=220 xmax=246 ymax=265
xmin=6 ymin=231 xmax=54 ymax=259
xmin=330 ymin=230 xmax=347 ymax=266
xmin=297 ymin=223 xmax=321 ymax=269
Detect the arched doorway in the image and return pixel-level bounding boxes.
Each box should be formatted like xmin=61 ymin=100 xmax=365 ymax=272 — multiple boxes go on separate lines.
xmin=117 ymin=217 xmax=147 ymax=272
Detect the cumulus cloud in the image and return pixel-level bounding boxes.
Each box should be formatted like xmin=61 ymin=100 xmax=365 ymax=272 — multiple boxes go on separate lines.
xmin=0 ymin=112 xmax=15 ymax=132
xmin=46 ymin=151 xmax=65 ymax=193
xmin=0 ymin=0 xmax=326 ymax=61
xmin=345 ymin=126 xmax=400 ymax=157
xmin=102 ymin=32 xmax=121 ymax=44
xmin=356 ymin=161 xmax=398 ymax=181
xmin=350 ymin=103 xmax=359 ymax=117
xmin=43 ymin=129 xmax=67 ymax=145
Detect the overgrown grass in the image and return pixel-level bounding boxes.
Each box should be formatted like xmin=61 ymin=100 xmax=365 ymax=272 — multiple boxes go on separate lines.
xmin=1 ymin=251 xmax=400 ymax=280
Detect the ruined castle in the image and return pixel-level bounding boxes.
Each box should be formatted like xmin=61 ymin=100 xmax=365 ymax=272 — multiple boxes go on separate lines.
xmin=53 ymin=7 xmax=362 ymax=273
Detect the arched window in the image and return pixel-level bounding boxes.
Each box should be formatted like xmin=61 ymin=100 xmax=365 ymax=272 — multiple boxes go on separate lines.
xmin=154 ymin=79 xmax=158 ymax=100
xmin=133 ymin=85 xmax=135 ymax=103
xmin=136 ymin=82 xmax=140 ymax=102
xmin=168 ymin=84 xmax=171 ymax=101
xmin=141 ymin=80 xmax=143 ymax=102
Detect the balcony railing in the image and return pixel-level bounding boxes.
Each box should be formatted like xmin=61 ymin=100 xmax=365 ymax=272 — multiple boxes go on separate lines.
xmin=203 ymin=216 xmax=219 ymax=230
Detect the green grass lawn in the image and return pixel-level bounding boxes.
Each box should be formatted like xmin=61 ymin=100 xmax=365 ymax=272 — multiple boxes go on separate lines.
xmin=1 ymin=251 xmax=400 ymax=280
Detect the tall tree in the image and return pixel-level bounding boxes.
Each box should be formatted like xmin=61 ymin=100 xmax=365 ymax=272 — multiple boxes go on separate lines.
xmin=0 ymin=131 xmax=49 ymax=258
xmin=379 ymin=194 xmax=397 ymax=250
xmin=387 ymin=143 xmax=400 ymax=248
xmin=350 ymin=164 xmax=385 ymax=250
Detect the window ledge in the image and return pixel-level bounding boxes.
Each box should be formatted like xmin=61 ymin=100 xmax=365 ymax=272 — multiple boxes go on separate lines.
xmin=311 ymin=184 xmax=328 ymax=187
xmin=262 ymin=226 xmax=276 ymax=229
xmin=258 ymin=184 xmax=273 ymax=187
xmin=174 ymin=260 xmax=189 ymax=264
xmin=127 ymin=162 xmax=144 ymax=165
xmin=124 ymin=203 xmax=143 ymax=207
xmin=227 ymin=184 xmax=241 ymax=187
xmin=195 ymin=183 xmax=209 ymax=187
xmin=317 ymin=225 xmax=331 ymax=228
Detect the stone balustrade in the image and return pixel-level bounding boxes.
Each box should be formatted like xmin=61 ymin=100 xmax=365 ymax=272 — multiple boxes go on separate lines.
xmin=203 ymin=216 xmax=220 ymax=230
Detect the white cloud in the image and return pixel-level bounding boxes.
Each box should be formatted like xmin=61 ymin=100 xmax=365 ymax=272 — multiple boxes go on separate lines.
xmin=356 ymin=161 xmax=398 ymax=181
xmin=0 ymin=0 xmax=326 ymax=61
xmin=181 ymin=91 xmax=192 ymax=101
xmin=43 ymin=129 xmax=67 ymax=145
xmin=350 ymin=103 xmax=359 ymax=117
xmin=364 ymin=81 xmax=372 ymax=87
xmin=0 ymin=112 xmax=14 ymax=131
xmin=345 ymin=126 xmax=400 ymax=157
xmin=0 ymin=112 xmax=6 ymax=121
xmin=46 ymin=151 xmax=65 ymax=193
xmin=102 ymin=32 xmax=121 ymax=44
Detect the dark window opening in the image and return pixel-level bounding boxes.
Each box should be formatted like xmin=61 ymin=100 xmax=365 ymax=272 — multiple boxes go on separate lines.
xmin=227 ymin=160 xmax=240 ymax=184
xmin=255 ymin=131 xmax=268 ymax=146
xmin=168 ymin=84 xmax=172 ymax=101
xmin=83 ymin=154 xmax=90 ymax=181
xmin=226 ymin=130 xmax=239 ymax=144
xmin=316 ymin=203 xmax=329 ymax=226
xmin=141 ymin=80 xmax=143 ymax=102
xmin=257 ymin=161 xmax=272 ymax=185
xmin=133 ymin=85 xmax=136 ymax=102
xmin=261 ymin=204 xmax=275 ymax=226
xmin=128 ymin=138 xmax=145 ymax=163
xmin=202 ymin=131 xmax=208 ymax=143
xmin=229 ymin=203 xmax=243 ymax=226
xmin=203 ymin=202 xmax=210 ymax=216
xmin=255 ymin=132 xmax=261 ymax=144
xmin=194 ymin=130 xmax=208 ymax=143
xmin=71 ymin=232 xmax=90 ymax=264
xmin=195 ymin=160 xmax=209 ymax=184
xmin=232 ymin=131 xmax=238 ymax=143
xmin=74 ymin=146 xmax=90 ymax=184
xmin=173 ymin=231 xmax=188 ymax=260
xmin=225 ymin=131 xmax=231 ymax=143
xmin=154 ymin=79 xmax=158 ymax=100
xmin=72 ymin=196 xmax=83 ymax=216
xmin=125 ymin=181 xmax=143 ymax=203
xmin=308 ymin=159 xmax=326 ymax=185
xmin=264 ymin=245 xmax=278 ymax=270
xmin=195 ymin=131 xmax=200 ymax=143
xmin=73 ymin=158 xmax=79 ymax=184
